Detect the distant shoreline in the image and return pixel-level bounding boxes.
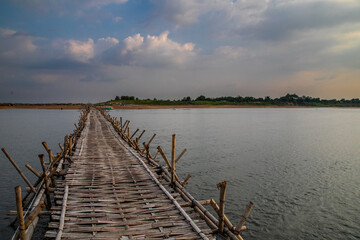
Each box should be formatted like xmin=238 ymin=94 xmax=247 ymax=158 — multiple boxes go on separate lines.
xmin=0 ymin=104 xmax=84 ymax=109
xmin=1 ymin=104 xmax=359 ymax=110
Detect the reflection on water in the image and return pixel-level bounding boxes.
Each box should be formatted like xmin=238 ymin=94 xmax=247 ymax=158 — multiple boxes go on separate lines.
xmin=0 ymin=108 xmax=359 ymax=240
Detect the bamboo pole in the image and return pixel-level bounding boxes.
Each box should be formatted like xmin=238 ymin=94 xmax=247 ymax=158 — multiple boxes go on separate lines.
xmin=157 ymin=146 xmax=171 ymax=169
xmin=175 ymin=148 xmax=187 ymax=163
xmin=182 ymin=174 xmax=192 ymax=186
xmin=235 ymin=201 xmax=254 ymax=233
xmin=153 ymin=149 xmax=159 ymax=161
xmin=24 ymin=203 xmax=45 ymax=229
xmin=147 ymin=133 xmax=156 ymax=146
xmin=15 ymin=186 xmax=26 ymax=240
xmin=209 ymin=198 xmax=246 ymax=240
xmin=68 ymin=136 xmax=73 ymax=156
xmin=39 ymin=154 xmax=52 ymax=210
xmin=48 ymin=149 xmax=53 ymax=163
xmin=58 ymin=143 xmax=64 ymax=152
xmin=120 ymin=117 xmax=122 ymax=131
xmin=171 ymin=134 xmax=176 ymax=186
xmin=42 ymin=142 xmax=49 ymax=152
xmin=217 ymin=181 xmax=227 ymax=234
xmin=25 ymin=164 xmax=41 ymax=178
xmin=1 ymin=148 xmax=36 ymax=193
xmin=56 ymin=185 xmax=69 ymax=240
xmin=180 ymin=199 xmax=211 ymax=207
xmin=124 ymin=120 xmax=130 ymax=133
xmin=137 ymin=130 xmax=146 ymax=143
xmin=130 ymin=129 xmax=139 ymax=140
xmin=49 ymin=149 xmax=55 ymax=187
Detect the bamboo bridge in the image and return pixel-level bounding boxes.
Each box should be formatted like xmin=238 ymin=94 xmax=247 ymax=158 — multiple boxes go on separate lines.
xmin=2 ymin=106 xmax=253 ymax=240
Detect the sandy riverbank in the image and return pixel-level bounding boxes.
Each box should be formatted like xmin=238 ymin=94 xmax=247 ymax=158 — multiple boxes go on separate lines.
xmin=0 ymin=104 xmax=85 ymax=109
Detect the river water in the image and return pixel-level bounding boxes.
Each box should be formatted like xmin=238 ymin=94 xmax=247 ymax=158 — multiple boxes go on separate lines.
xmin=1 ymin=108 xmax=359 ymax=239
xmin=0 ymin=109 xmax=80 ymax=239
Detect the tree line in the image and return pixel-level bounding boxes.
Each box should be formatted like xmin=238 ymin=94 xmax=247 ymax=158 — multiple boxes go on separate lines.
xmin=112 ymin=94 xmax=360 ymax=107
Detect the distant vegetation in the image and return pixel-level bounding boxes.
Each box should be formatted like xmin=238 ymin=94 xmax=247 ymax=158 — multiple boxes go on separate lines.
xmin=106 ymin=94 xmax=360 ymax=107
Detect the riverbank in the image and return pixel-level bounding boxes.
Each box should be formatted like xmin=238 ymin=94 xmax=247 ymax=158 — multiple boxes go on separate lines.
xmin=0 ymin=104 xmax=84 ymax=109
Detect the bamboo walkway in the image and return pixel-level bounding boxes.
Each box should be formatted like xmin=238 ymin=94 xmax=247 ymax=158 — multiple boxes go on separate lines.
xmin=45 ymin=109 xmax=214 ymax=239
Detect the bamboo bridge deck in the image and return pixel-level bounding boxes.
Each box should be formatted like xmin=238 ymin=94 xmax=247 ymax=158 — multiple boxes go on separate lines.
xmin=45 ymin=109 xmax=214 ymax=239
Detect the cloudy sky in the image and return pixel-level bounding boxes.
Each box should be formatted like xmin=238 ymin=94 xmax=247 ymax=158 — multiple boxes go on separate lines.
xmin=0 ymin=0 xmax=359 ymax=103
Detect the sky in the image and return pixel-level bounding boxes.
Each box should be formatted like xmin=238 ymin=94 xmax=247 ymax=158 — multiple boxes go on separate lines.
xmin=0 ymin=0 xmax=359 ymax=103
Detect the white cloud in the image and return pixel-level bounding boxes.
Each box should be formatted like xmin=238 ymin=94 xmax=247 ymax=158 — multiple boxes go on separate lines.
xmin=59 ymin=37 xmax=119 ymax=62
xmin=0 ymin=28 xmax=38 ymax=60
xmin=95 ymin=37 xmax=119 ymax=55
xmin=122 ymin=33 xmax=144 ymax=55
xmin=64 ymin=38 xmax=95 ymax=62
xmin=120 ymin=31 xmax=196 ymax=65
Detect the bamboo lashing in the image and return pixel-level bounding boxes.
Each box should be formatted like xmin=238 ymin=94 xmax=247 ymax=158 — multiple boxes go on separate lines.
xmin=2 ymin=148 xmax=36 ymax=193
xmin=15 ymin=186 xmax=26 ymax=240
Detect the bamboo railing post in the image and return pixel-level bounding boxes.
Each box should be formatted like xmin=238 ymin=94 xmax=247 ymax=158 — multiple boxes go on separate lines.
xmin=1 ymin=148 xmax=36 ymax=193
xmin=63 ymin=135 xmax=68 ymax=161
xmin=182 ymin=174 xmax=192 ymax=186
xmin=130 ymin=129 xmax=139 ymax=140
xmin=68 ymin=136 xmax=73 ymax=156
xmin=137 ymin=130 xmax=146 ymax=144
xmin=171 ymin=134 xmax=176 ymax=187
xmin=235 ymin=201 xmax=254 ymax=233
xmin=15 ymin=186 xmax=26 ymax=240
xmin=120 ymin=117 xmax=122 ymax=131
xmin=48 ymin=150 xmax=55 ymax=187
xmin=42 ymin=141 xmax=50 ymax=152
xmin=25 ymin=164 xmax=41 ymax=178
xmin=24 ymin=203 xmax=45 ymax=229
xmin=157 ymin=146 xmax=171 ymax=169
xmin=175 ymin=149 xmax=187 ymax=163
xmin=39 ymin=154 xmax=52 ymax=210
xmin=58 ymin=143 xmax=64 ymax=152
xmin=217 ymin=181 xmax=227 ymax=234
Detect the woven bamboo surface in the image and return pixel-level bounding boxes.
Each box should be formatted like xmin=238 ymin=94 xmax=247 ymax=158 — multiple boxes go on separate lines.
xmin=45 ymin=110 xmax=215 ymax=239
